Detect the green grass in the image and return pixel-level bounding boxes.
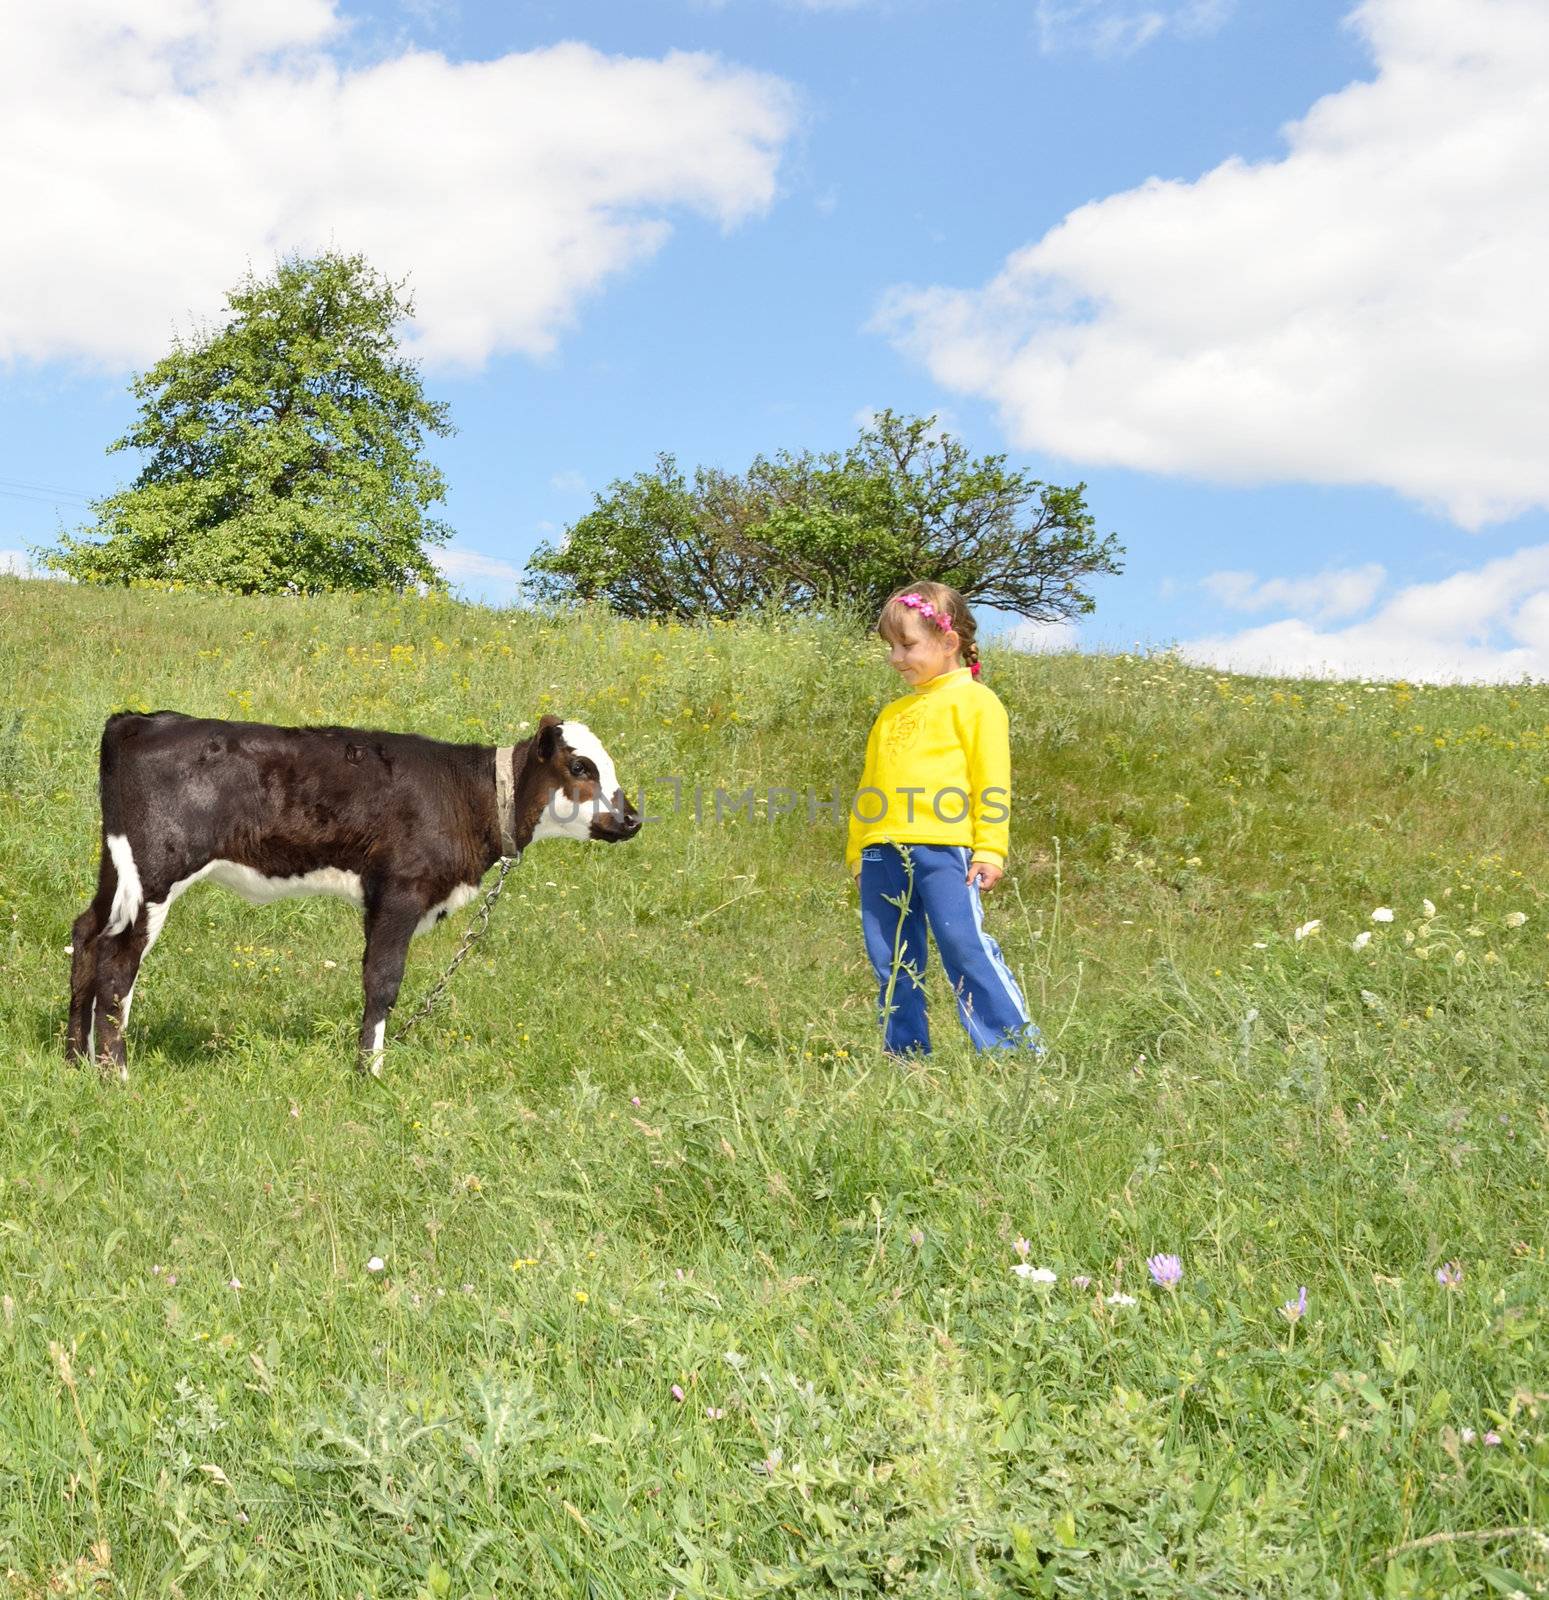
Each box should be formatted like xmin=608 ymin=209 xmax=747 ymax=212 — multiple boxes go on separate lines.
xmin=1 ymin=575 xmax=1546 ymax=1598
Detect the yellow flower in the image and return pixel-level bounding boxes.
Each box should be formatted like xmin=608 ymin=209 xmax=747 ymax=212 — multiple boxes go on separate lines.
xmin=573 ymin=1289 xmax=589 ymax=1304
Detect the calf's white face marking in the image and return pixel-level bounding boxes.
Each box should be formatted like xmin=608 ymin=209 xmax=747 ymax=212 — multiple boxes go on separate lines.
xmin=531 ymin=721 xmax=626 ymax=841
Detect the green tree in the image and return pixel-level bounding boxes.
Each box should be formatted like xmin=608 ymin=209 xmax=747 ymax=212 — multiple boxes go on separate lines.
xmin=527 ymin=410 xmax=1123 ymax=624
xmin=46 ymin=252 xmax=454 ymax=594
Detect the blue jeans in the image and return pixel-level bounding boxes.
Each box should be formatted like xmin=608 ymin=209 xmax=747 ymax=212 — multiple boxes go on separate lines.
xmin=859 ymin=843 xmax=1041 ymax=1056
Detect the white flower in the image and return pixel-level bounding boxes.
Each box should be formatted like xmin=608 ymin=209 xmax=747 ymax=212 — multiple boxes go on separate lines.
xmin=1352 ymin=932 xmax=1372 ymax=951
xmin=1422 ymin=899 xmax=1436 ymax=918
xmin=1371 ymin=907 xmax=1395 ymax=923
xmin=1294 ymin=920 xmax=1321 ymax=941
xmin=1504 ymin=911 xmax=1528 ymax=927
xmin=1105 ymin=1291 xmax=1138 ymax=1307
xmin=1252 ymin=941 xmax=1268 ymax=949
xmin=1011 ymin=1264 xmax=1057 ymax=1283
xmin=1359 ymin=989 xmax=1382 ymax=1010
xmin=228 ymin=1277 xmax=242 ymax=1291
xmin=365 ymin=1256 xmax=386 ymax=1274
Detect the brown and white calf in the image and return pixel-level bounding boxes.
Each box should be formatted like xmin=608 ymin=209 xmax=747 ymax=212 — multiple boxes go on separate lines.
xmin=66 ymin=709 xmax=641 ymax=1078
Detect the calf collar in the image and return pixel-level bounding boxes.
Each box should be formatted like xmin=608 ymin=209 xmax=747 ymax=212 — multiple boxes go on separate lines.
xmin=494 ymin=746 xmax=523 ymax=860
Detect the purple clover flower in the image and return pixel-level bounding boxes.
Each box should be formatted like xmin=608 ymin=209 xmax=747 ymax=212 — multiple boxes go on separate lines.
xmin=1279 ymin=1285 xmax=1308 ymax=1323
xmin=1436 ymin=1261 xmax=1464 ymax=1290
xmin=1146 ymin=1253 xmax=1183 ymax=1289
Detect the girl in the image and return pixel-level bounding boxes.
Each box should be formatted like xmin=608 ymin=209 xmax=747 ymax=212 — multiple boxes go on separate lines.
xmin=846 ymin=582 xmax=1040 ymax=1057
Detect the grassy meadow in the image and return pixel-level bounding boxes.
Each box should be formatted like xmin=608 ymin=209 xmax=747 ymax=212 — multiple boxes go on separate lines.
xmin=0 ymin=574 xmax=1546 ymax=1597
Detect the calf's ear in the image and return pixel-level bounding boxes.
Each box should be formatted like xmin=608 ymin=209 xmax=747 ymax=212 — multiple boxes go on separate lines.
xmin=533 ymin=714 xmax=562 ymax=762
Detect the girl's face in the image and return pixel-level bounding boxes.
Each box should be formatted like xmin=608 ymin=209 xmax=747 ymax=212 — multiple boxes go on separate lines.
xmin=884 ymin=610 xmax=961 ymax=686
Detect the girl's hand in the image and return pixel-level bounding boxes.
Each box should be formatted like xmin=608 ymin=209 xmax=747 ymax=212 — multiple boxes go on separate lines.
xmin=967 ymin=861 xmax=1003 ymax=892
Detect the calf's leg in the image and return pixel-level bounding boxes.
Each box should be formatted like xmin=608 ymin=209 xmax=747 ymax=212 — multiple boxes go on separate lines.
xmin=92 ymin=912 xmax=150 ymax=1082
xmin=357 ymin=893 xmax=421 ymax=1077
xmin=66 ymin=899 xmax=105 ymax=1063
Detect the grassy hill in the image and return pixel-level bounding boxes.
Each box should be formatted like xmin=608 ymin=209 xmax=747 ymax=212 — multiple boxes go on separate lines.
xmin=1 ymin=575 xmax=1545 ymax=1597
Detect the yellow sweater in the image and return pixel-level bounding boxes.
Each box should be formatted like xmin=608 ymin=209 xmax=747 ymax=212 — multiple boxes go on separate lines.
xmin=845 ymin=667 xmax=1012 ymax=876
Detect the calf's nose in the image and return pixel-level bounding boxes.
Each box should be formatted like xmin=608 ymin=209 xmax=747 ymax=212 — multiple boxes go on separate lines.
xmin=612 ymin=791 xmax=643 ymax=837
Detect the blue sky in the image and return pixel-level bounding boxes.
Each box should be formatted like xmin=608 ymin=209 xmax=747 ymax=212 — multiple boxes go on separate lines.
xmin=3 ymin=0 xmax=1546 ymax=678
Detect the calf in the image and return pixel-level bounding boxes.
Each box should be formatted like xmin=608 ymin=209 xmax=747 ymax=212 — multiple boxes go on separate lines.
xmin=66 ymin=710 xmax=641 ymax=1078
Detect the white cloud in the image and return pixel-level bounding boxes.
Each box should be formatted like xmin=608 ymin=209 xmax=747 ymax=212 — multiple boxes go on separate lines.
xmin=0 ymin=2 xmax=795 ymax=369
xmin=1202 ymin=562 xmax=1386 ymax=621
xmin=1180 ymin=543 xmax=1549 ymax=682
xmin=548 ymin=471 xmax=589 ymax=496
xmin=0 ymin=549 xmax=65 ymax=580
xmin=999 ymin=617 xmax=1079 ymax=653
xmin=433 ymin=547 xmax=524 ymax=591
xmin=879 ymin=0 xmax=1549 ymax=528
xmin=1035 ymin=0 xmax=1232 ymax=56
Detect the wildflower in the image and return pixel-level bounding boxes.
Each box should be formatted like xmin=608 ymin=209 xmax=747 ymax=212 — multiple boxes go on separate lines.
xmin=1462 ymin=1427 xmax=1477 ymax=1444
xmin=909 ymin=1229 xmax=924 ymax=1247
xmin=1011 ymin=1265 xmax=1057 ymax=1283
xmin=1371 ymin=907 xmax=1395 ymax=923
xmin=705 ymin=1406 xmax=725 ymax=1419
xmin=1422 ymin=899 xmax=1436 ymax=918
xmin=1352 ymin=932 xmax=1372 ymax=951
xmin=1279 ymin=1286 xmax=1308 ymax=1323
xmin=573 ymin=1289 xmax=589 ymax=1304
xmin=165 ymin=1273 xmax=178 ymax=1287
xmin=1071 ymin=1275 xmax=1092 ymax=1289
xmin=670 ymin=1384 xmax=685 ymax=1402
xmin=1147 ymin=1253 xmax=1183 ymax=1289
xmin=288 ymin=1102 xmax=301 ymax=1119
xmin=1483 ymin=1431 xmax=1501 ymax=1446
xmin=1436 ymin=1261 xmax=1464 ymax=1289
xmin=1504 ymin=911 xmax=1528 ymax=927
xmin=1013 ymin=1236 xmax=1031 ymax=1259
xmin=1105 ymin=1292 xmax=1137 ymax=1307
xmin=630 ymin=1095 xmax=641 ymax=1107
xmin=460 ymin=1283 xmax=475 ymax=1295
xmin=228 ymin=1278 xmax=242 ymax=1292
xmin=1294 ymin=920 xmax=1321 ymax=941
xmin=151 ymin=1265 xmax=163 ymax=1276
xmin=365 ymin=1256 xmax=385 ymax=1274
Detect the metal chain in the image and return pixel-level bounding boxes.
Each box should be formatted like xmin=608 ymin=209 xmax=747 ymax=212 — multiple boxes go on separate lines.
xmin=390 ymin=853 xmax=518 ymax=1043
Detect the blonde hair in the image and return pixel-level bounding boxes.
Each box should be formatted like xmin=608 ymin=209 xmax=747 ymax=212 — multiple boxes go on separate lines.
xmin=877 ymin=581 xmax=981 ymax=676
